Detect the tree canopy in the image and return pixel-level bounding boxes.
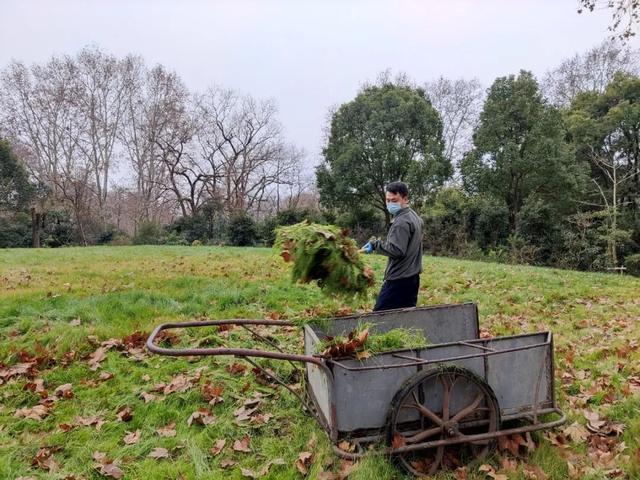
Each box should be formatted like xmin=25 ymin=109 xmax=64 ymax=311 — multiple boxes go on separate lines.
xmin=316 ymin=81 xmax=451 ymax=226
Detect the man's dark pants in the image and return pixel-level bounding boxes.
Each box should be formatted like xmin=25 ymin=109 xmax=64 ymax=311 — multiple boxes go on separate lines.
xmin=373 ymin=274 xmax=420 ymax=311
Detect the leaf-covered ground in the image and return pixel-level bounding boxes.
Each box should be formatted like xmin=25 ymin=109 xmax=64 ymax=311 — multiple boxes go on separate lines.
xmin=0 ymin=246 xmax=639 ymax=479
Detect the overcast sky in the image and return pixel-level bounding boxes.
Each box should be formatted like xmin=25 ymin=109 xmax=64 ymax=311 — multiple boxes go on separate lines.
xmin=1 ymin=0 xmax=637 ymax=168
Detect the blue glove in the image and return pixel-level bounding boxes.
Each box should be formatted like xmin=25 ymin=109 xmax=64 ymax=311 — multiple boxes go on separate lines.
xmin=361 ymin=241 xmax=374 ymax=254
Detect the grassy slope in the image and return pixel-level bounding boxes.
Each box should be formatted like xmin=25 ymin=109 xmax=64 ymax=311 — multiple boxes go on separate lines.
xmin=0 ymin=246 xmax=638 ymax=479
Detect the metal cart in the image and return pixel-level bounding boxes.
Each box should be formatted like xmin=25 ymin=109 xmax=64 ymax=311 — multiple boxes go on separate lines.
xmin=147 ymin=303 xmax=566 ymax=476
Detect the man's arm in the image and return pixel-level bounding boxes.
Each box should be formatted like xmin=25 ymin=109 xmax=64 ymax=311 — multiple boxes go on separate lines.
xmin=373 ymin=221 xmax=411 ymax=259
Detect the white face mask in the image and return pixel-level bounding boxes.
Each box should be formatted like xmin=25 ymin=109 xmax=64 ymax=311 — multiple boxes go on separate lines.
xmin=387 ymin=202 xmax=402 ymax=215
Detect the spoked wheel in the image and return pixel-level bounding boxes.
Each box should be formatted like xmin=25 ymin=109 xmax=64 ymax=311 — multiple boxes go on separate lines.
xmin=386 ymin=366 xmax=500 ymax=477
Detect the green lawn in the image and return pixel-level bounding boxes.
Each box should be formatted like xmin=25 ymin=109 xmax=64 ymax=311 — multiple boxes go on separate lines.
xmin=0 ymin=246 xmax=639 ymax=479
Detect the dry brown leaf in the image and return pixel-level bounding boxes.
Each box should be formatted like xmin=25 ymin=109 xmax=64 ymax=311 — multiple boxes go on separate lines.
xmin=210 ymin=438 xmax=226 ymax=456
xmin=32 ymin=447 xmax=59 ymax=472
xmin=54 ymin=383 xmax=73 ymax=399
xmin=156 ymin=422 xmax=177 ymax=437
xmin=294 ymin=451 xmax=313 ymax=475
xmin=226 ymin=363 xmax=247 ymax=375
xmin=478 ymin=464 xmax=507 ymax=480
xmin=140 ymin=392 xmax=156 ymax=403
xmin=454 ymin=466 xmax=469 ymax=480
xmin=15 ymin=404 xmax=49 ymax=421
xmin=220 ymin=459 xmax=237 ymax=468
xmin=232 ymin=436 xmax=251 ymax=453
xmin=563 ymin=422 xmax=590 ymax=443
xmin=202 ymin=381 xmax=224 ymax=405
xmin=123 ymin=430 xmax=141 ymax=445
xmin=240 ymin=468 xmax=259 ymax=478
xmin=76 ymin=415 xmax=105 ymax=430
xmin=88 ymin=347 xmax=107 ymax=370
xmin=148 ymin=447 xmax=169 ymax=459
xmin=116 ymin=406 xmax=133 ymax=422
xmin=523 ymin=464 xmax=549 ymax=480
xmin=92 ymin=451 xmax=123 ymax=479
xmin=187 ymin=408 xmax=216 ymax=427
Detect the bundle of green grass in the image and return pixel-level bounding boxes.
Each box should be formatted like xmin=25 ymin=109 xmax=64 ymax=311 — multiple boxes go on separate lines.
xmin=275 ymin=221 xmax=374 ymax=297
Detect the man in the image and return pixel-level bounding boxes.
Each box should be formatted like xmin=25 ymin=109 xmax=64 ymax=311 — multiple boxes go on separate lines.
xmin=362 ymin=181 xmax=423 ymax=311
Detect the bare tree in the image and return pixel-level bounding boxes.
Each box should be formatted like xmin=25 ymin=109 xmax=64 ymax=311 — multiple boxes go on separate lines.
xmin=578 ymin=0 xmax=640 ymax=40
xmin=120 ymin=61 xmax=189 ymax=226
xmin=73 ymin=46 xmax=130 ymax=218
xmin=542 ymin=39 xmax=639 ymax=106
xmin=424 ymin=77 xmax=484 ymax=172
xmin=0 ymin=56 xmax=97 ymax=244
xmin=194 ymin=87 xmax=293 ymax=216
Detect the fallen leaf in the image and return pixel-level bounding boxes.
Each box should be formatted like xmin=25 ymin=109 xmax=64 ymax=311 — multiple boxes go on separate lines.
xmin=88 ymin=347 xmax=107 ymax=370
xmin=226 ymin=363 xmax=247 ymax=375
xmin=202 ymin=381 xmax=224 ymax=405
xmin=240 ymin=467 xmax=259 ymax=478
xmin=92 ymin=451 xmax=123 ymax=479
xmin=140 ymin=392 xmax=156 ymax=403
xmin=76 ymin=415 xmax=105 ymax=430
xmin=123 ymin=430 xmax=141 ymax=445
xmin=156 ymin=422 xmax=177 ymax=437
xmin=148 ymin=447 xmax=169 ymax=459
xmin=563 ymin=422 xmax=590 ymax=443
xmin=220 ymin=459 xmax=237 ymax=468
xmin=454 ymin=466 xmax=469 ymax=480
xmin=187 ymin=408 xmax=216 ymax=426
xmin=232 ymin=436 xmax=251 ymax=453
xmin=32 ymin=447 xmax=59 ymax=472
xmin=210 ymin=438 xmax=226 ymax=456
xmin=15 ymin=404 xmax=49 ymax=421
xmin=116 ymin=406 xmax=133 ymax=422
xmin=54 ymin=383 xmax=73 ymax=399
xmin=294 ymin=451 xmax=313 ymax=475
xmin=391 ymin=433 xmax=406 ymax=450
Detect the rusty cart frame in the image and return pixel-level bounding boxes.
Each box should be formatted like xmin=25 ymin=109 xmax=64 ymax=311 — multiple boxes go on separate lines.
xmin=147 ymin=303 xmax=566 ymax=476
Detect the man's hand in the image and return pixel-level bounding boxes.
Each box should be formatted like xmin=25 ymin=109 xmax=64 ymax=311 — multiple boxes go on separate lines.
xmin=359 ymin=241 xmax=374 ymax=254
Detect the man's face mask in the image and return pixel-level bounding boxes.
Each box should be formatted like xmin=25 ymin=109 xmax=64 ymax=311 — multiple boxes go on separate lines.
xmin=387 ymin=202 xmax=402 ymax=215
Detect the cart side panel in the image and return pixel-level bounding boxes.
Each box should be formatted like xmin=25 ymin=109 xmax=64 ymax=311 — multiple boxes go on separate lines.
xmin=419 ymin=344 xmax=485 ymax=377
xmin=304 ymin=327 xmax=332 ymax=429
xmin=485 ymin=333 xmax=553 ymax=419
xmin=317 ymin=303 xmax=479 ymax=344
xmin=331 ymin=355 xmax=419 ymax=434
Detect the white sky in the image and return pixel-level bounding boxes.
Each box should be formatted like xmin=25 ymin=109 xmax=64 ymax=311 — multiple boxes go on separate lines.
xmin=1 ymin=0 xmax=636 ymax=168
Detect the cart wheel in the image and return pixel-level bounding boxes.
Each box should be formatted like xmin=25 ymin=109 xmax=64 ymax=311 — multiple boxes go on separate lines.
xmin=386 ymin=366 xmax=500 ymax=477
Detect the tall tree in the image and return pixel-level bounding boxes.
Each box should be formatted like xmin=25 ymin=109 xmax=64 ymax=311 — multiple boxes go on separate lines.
xmin=461 ymin=71 xmax=585 ymax=234
xmin=0 ymin=138 xmax=32 ymax=212
xmin=567 ymin=72 xmax=640 ymax=265
xmin=578 ymin=0 xmax=640 ymax=40
xmin=543 ymin=39 xmax=639 ymax=106
xmin=424 ymin=77 xmax=484 ymax=170
xmin=120 ymin=61 xmax=188 ymax=225
xmin=317 ymin=78 xmax=450 ymax=226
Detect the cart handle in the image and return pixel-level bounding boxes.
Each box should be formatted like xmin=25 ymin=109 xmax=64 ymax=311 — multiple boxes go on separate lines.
xmin=146 ymin=319 xmax=327 ymax=368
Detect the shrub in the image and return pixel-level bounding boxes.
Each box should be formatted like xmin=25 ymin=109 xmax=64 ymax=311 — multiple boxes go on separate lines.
xmin=191 ymin=239 xmax=203 ymax=246
xmin=109 ymin=235 xmax=132 ymax=246
xmin=0 ymin=212 xmax=31 ymax=248
xmin=134 ymin=221 xmax=165 ymax=245
xmin=227 ymin=214 xmax=257 ymax=246
xmin=625 ymin=254 xmax=640 ymax=277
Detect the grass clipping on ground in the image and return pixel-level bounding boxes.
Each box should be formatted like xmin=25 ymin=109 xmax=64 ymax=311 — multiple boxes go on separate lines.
xmin=275 ymin=221 xmax=374 ymax=297
xmin=316 ymin=323 xmax=428 ymax=359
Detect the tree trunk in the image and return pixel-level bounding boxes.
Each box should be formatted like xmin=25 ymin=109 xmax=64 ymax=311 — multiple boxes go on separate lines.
xmin=31 ymin=207 xmax=41 ymax=248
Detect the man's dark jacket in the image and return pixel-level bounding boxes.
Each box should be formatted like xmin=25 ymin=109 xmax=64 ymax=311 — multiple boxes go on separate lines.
xmin=372 ymin=207 xmax=423 ymax=280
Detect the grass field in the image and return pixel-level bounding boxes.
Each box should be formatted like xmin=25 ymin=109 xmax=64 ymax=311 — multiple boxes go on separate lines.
xmin=1 ymin=245 xmax=639 ymax=479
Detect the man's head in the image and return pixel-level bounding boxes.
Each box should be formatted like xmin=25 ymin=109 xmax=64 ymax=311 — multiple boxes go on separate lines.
xmin=385 ymin=181 xmax=409 ymax=208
